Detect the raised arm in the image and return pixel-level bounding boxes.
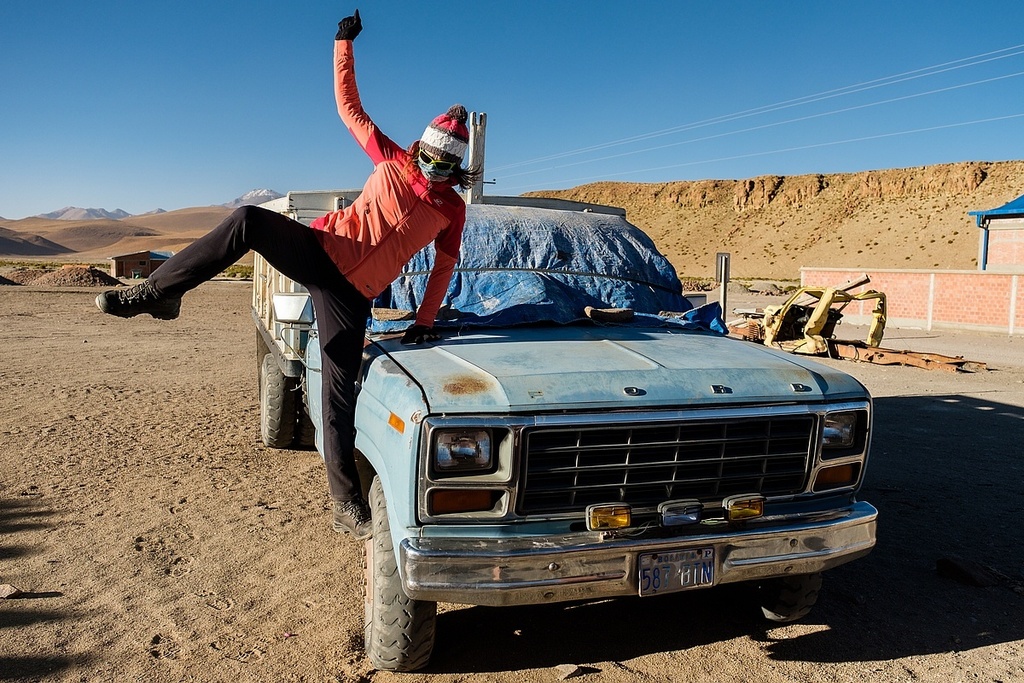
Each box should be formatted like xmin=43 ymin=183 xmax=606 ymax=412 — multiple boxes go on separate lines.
xmin=333 ymin=10 xmax=402 ymax=163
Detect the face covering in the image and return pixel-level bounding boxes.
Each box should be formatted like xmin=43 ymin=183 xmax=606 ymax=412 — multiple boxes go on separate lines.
xmin=417 ymin=158 xmax=454 ymax=183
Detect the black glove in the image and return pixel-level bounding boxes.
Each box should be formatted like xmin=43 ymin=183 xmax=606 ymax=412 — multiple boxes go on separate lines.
xmin=401 ymin=325 xmax=440 ymax=345
xmin=335 ymin=9 xmax=362 ymax=41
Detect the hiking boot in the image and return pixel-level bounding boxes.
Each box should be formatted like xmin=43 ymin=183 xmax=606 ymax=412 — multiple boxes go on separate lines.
xmin=95 ymin=281 xmax=181 ymax=320
xmin=332 ymin=498 xmax=371 ymax=540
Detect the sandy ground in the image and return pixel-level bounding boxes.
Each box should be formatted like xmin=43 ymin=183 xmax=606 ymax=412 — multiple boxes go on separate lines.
xmin=2 ymin=281 xmax=1023 ymax=683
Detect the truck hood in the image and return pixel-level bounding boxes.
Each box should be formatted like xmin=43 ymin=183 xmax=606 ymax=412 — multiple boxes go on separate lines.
xmin=371 ymin=327 xmax=867 ymax=413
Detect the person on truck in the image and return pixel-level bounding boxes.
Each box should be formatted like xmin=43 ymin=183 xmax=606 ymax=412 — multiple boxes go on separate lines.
xmin=95 ymin=9 xmax=478 ymax=540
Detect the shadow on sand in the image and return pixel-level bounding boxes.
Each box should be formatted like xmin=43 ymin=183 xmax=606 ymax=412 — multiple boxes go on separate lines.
xmin=0 ymin=497 xmax=90 ymax=680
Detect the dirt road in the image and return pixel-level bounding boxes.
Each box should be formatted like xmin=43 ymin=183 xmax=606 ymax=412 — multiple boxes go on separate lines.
xmin=2 ymin=281 xmax=1023 ymax=682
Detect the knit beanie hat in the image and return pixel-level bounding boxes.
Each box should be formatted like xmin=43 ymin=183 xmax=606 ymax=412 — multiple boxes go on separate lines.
xmin=420 ymin=104 xmax=470 ymax=164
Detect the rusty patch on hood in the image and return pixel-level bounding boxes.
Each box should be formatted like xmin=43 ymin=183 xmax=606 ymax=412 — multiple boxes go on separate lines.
xmin=443 ymin=375 xmax=490 ymax=395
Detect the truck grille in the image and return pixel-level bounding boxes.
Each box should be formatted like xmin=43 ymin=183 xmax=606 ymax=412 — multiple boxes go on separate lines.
xmin=520 ymin=415 xmax=814 ymax=515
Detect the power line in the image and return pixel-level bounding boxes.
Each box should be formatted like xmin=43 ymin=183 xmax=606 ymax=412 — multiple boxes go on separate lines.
xmin=488 ymin=43 xmax=1024 ymax=174
xmin=496 ymin=69 xmax=1024 ymax=182
xmin=499 ymin=112 xmax=1024 ymax=194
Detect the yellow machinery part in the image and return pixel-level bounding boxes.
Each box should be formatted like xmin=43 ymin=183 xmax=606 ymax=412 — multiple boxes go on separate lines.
xmin=762 ymin=287 xmax=887 ymax=355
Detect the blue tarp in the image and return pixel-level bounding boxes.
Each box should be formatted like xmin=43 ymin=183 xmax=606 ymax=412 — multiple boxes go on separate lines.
xmin=369 ymin=203 xmax=726 ymax=334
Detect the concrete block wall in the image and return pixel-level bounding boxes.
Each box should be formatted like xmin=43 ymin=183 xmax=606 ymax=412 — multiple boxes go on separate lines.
xmin=799 ymin=267 xmax=1022 ymax=336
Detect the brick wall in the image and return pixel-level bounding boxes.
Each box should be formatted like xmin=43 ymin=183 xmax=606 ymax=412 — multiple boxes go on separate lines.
xmin=988 ymin=228 xmax=1024 ymax=269
xmin=799 ymin=267 xmax=1022 ymax=336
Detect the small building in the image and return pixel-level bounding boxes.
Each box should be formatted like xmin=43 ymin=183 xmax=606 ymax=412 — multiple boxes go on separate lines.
xmin=108 ymin=251 xmax=173 ymax=279
xmin=969 ymin=193 xmax=1024 ymax=273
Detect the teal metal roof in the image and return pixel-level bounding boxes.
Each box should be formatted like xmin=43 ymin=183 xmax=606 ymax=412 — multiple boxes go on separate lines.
xmin=108 ymin=251 xmax=172 ymax=260
xmin=969 ymin=193 xmax=1024 ymax=225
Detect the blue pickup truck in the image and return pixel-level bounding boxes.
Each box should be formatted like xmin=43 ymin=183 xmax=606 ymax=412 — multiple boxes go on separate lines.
xmin=253 ymin=192 xmax=877 ymax=672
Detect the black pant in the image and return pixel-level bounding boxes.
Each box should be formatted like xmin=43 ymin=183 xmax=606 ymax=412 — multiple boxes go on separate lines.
xmin=150 ymin=205 xmax=370 ymax=502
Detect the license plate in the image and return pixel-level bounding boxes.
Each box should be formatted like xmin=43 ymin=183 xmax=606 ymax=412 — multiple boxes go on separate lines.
xmin=638 ymin=547 xmax=715 ymax=596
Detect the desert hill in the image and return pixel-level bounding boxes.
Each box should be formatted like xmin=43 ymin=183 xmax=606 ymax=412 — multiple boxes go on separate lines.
xmin=43 ymin=220 xmax=161 ymax=253
xmin=0 ymin=206 xmax=233 ymax=262
xmin=527 ymin=160 xmax=1024 ymax=280
xmin=125 ymin=206 xmax=236 ymax=232
xmin=2 ymin=162 xmax=1021 ymax=280
xmin=0 ymin=226 xmax=67 ymax=257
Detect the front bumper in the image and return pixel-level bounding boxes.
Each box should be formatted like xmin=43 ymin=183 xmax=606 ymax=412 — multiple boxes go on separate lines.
xmin=400 ymin=502 xmax=877 ymax=606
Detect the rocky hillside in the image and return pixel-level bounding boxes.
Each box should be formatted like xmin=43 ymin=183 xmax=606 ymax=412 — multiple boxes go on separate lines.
xmin=527 ymin=160 xmax=1024 ymax=280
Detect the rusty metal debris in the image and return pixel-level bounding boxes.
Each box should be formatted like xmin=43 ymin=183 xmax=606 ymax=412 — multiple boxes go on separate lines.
xmin=826 ymin=340 xmax=987 ymax=373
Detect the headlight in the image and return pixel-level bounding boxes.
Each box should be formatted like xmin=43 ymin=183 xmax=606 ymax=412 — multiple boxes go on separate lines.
xmin=823 ymin=411 xmax=857 ymax=448
xmin=433 ymin=429 xmax=493 ymax=475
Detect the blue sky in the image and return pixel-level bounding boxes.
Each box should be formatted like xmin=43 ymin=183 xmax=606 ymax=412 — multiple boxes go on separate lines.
xmin=2 ymin=1 xmax=1023 ymax=219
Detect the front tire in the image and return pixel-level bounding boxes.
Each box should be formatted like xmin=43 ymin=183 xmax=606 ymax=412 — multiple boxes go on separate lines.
xmin=259 ymin=353 xmax=296 ymax=448
xmin=758 ymin=572 xmax=823 ymax=623
xmin=364 ymin=476 xmax=436 ymax=671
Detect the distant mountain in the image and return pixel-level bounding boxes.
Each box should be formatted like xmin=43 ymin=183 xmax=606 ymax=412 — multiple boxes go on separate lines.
xmin=29 ymin=189 xmax=285 ymax=221
xmin=38 ymin=207 xmax=132 ymax=221
xmin=223 ymin=189 xmax=284 ymax=208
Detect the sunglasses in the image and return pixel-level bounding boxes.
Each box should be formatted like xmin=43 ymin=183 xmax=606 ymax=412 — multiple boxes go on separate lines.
xmin=418 ymin=149 xmax=457 ymax=174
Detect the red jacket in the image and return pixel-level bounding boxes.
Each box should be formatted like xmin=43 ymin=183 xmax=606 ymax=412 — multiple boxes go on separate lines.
xmin=310 ymin=40 xmax=466 ymax=327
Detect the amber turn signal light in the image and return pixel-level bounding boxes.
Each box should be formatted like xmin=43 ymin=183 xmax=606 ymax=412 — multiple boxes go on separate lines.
xmin=429 ymin=489 xmax=497 ymax=515
xmin=586 ymin=504 xmax=632 ymax=531
xmin=813 ymin=464 xmax=859 ymax=491
xmin=723 ymin=495 xmax=765 ymax=522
